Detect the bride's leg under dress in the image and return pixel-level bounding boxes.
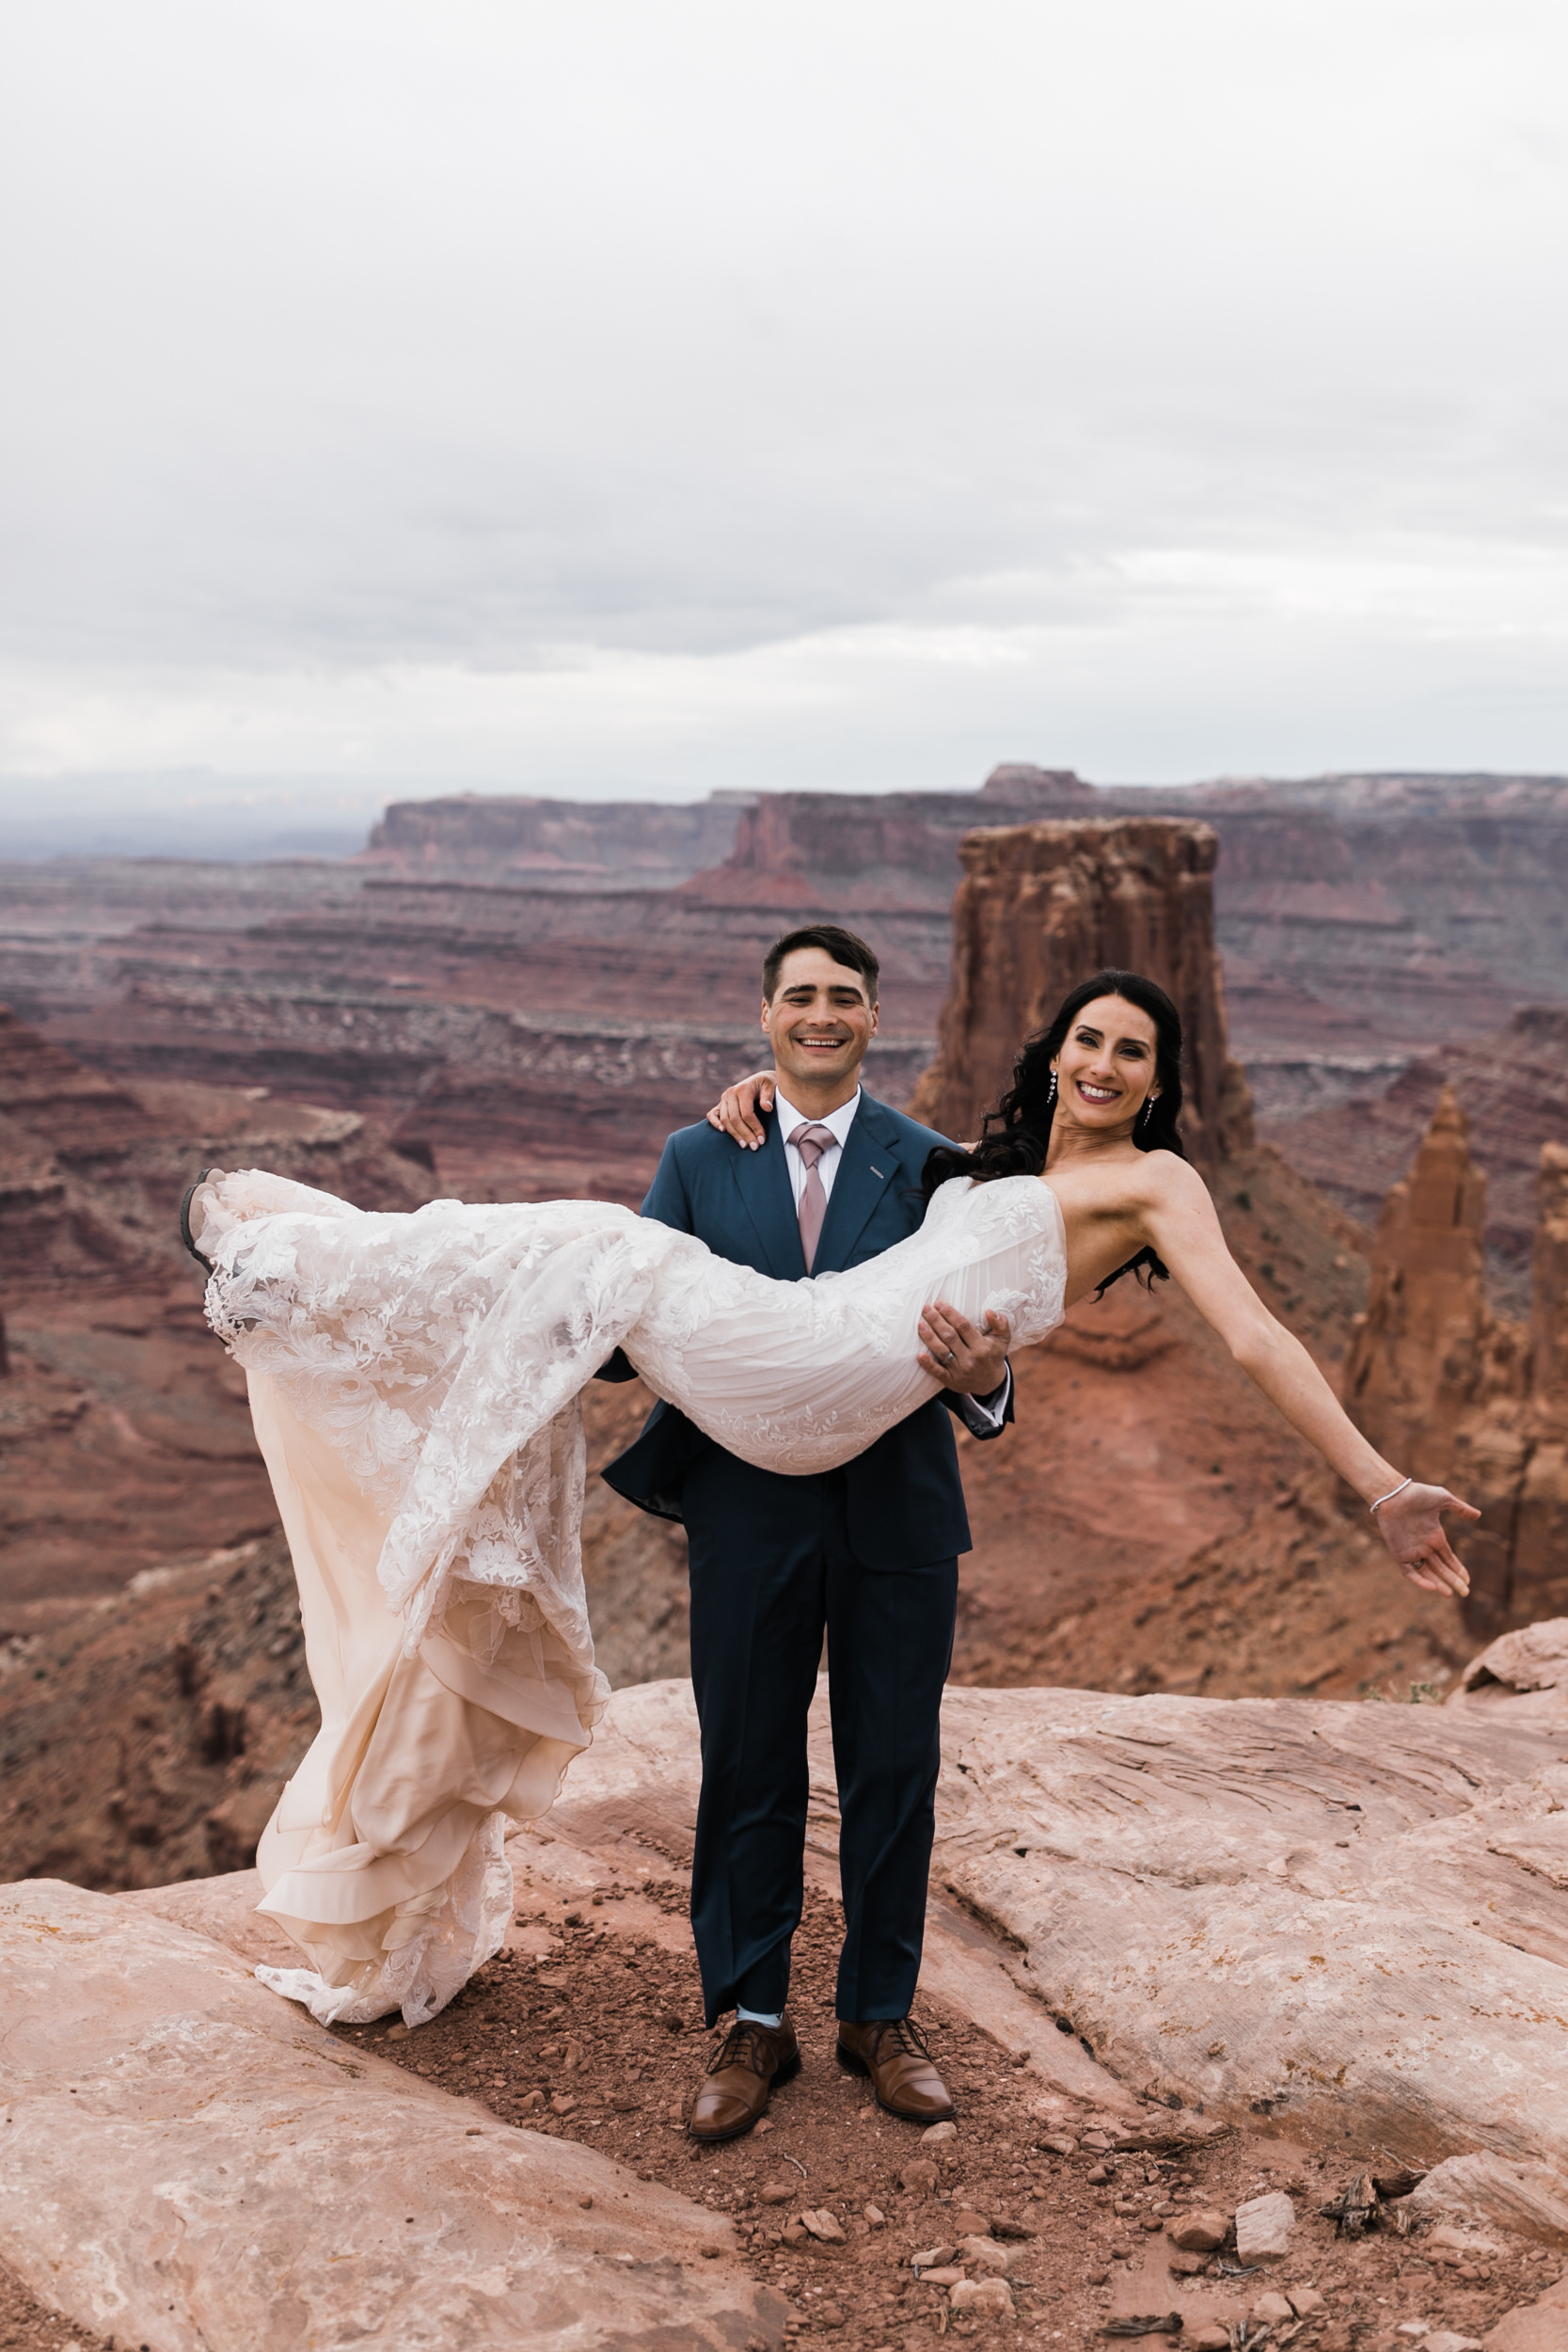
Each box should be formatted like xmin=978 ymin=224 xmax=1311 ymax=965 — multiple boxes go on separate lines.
xmin=246 ymin=1373 xmax=589 ymax=2026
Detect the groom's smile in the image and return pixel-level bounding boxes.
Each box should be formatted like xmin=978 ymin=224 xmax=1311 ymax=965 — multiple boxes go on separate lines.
xmin=761 ymin=946 xmax=879 ymax=1115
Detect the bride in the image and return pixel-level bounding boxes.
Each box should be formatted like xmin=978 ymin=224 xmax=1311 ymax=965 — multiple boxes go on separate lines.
xmin=182 ymin=969 xmax=1476 ymax=2028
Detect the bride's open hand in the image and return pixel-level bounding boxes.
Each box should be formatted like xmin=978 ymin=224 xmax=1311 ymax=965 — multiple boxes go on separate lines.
xmin=1373 ymin=1482 xmax=1480 ymax=1597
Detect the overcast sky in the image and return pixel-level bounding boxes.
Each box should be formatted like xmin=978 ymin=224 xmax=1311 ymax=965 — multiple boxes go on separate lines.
xmin=2 ymin=0 xmax=1565 ymax=843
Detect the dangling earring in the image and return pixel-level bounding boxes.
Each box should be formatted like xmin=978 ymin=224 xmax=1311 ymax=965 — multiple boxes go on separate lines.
xmin=1047 ymin=1070 xmax=1058 ymax=1106
xmin=1141 ymin=1094 xmax=1156 ymax=1127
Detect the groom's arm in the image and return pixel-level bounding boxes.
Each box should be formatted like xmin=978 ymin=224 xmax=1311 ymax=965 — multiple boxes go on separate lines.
xmin=594 ymin=1134 xmax=696 ymax=1383
xmin=944 ymin=1366 xmax=1014 ymax=1439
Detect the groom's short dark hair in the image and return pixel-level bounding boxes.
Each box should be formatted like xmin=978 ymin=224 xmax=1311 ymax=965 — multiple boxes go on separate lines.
xmin=763 ymin=925 xmax=880 ymax=1005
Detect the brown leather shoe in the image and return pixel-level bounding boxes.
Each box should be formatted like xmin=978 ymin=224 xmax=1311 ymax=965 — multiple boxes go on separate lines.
xmin=689 ymin=2014 xmax=801 ymax=2142
xmin=836 ymin=2016 xmax=955 ymax=2122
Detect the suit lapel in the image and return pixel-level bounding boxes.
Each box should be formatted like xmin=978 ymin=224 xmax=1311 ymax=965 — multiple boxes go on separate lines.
xmin=814 ymin=1095 xmax=900 ymax=1274
xmin=728 ymin=1115 xmax=806 ymax=1279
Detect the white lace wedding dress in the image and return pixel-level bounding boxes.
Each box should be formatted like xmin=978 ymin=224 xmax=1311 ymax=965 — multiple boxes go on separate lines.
xmin=186 ymin=1168 xmax=1068 ymax=2026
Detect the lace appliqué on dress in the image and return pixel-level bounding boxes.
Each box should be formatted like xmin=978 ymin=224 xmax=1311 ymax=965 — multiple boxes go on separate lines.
xmin=255 ymin=1809 xmax=514 ymax=2029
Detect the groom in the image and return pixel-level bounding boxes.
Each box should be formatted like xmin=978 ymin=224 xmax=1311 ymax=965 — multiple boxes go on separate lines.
xmin=599 ymin=923 xmax=1013 ymax=2139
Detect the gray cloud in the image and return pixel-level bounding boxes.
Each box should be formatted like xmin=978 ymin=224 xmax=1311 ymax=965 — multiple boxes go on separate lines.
xmin=1 ymin=0 xmax=1565 ymax=794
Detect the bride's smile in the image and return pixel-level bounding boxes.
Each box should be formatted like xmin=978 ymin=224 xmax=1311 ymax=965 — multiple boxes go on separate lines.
xmin=1049 ymin=1005 xmax=1161 ymax=1143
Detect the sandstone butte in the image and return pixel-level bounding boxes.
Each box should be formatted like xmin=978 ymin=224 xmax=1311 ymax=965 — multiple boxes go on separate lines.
xmin=4 ymin=1630 xmax=1568 ymax=2348
xmin=907 ymin=816 xmax=1256 ymax=1172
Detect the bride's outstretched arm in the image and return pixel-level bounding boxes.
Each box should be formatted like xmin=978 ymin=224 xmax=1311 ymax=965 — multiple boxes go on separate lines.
xmin=1140 ymin=1159 xmax=1478 ymax=1597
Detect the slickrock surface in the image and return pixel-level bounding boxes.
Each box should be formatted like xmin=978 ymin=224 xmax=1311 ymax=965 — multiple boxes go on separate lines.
xmin=0 ymin=1879 xmax=776 ymax=2350
xmin=553 ymin=1666 xmax=1568 ymax=2201
xmin=8 ymin=1650 xmax=1568 ymax=2346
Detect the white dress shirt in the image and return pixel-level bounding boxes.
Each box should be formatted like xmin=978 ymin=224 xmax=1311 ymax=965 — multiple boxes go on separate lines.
xmin=773 ymin=1084 xmax=861 ymax=1213
xmin=771 ymin=1083 xmax=1010 ymax=1436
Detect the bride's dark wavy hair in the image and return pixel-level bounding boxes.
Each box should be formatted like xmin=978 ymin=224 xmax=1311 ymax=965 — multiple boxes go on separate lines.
xmin=921 ymin=968 xmax=1186 ymax=1295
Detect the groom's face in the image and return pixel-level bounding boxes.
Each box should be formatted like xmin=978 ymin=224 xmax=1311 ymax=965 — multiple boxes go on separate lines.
xmin=762 ymin=948 xmax=879 ymax=1102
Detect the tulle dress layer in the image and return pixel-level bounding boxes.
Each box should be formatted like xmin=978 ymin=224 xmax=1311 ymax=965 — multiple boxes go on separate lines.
xmin=187 ymin=1168 xmax=1067 ymax=2024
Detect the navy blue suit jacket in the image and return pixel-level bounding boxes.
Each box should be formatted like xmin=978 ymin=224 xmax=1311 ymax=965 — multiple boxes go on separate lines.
xmin=599 ymin=1091 xmax=1011 ymax=1567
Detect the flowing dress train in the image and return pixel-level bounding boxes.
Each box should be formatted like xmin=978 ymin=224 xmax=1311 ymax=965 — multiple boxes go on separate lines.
xmin=186 ymin=1168 xmax=1068 ymax=2024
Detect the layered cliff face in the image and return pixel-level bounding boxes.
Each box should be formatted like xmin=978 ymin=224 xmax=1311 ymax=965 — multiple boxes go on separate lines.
xmin=680 ymin=767 xmax=1096 ymax=911
xmin=907 ymin=817 xmax=1252 ymax=1171
xmin=1342 ymin=1092 xmax=1568 ymax=1635
xmin=0 ymin=1007 xmax=435 ymax=1602
xmin=364 ymin=791 xmax=749 ymax=885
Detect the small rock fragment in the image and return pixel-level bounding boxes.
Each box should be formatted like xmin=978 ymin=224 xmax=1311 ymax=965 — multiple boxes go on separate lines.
xmin=923 ymin=2120 xmax=957 ymax=2145
xmin=1420 ymin=2334 xmax=1482 ymax=2352
xmin=801 ymin=2209 xmax=847 ymax=2244
xmin=1235 ymin=2190 xmax=1296 ymax=2265
xmin=578 ymin=2193 xmax=594 ymax=2210
xmin=1040 ymin=2133 xmax=1078 ymax=2156
xmin=951 ymin=2277 xmax=1013 ymax=2316
xmin=900 ymin=2160 xmax=940 ymax=2195
xmin=951 ymin=2209 xmax=990 ymax=2237
xmin=1088 ymin=2163 xmax=1114 ymax=2185
xmin=760 ymin=2184 xmax=795 ymax=2206
xmin=920 ymin=2266 xmax=965 ymax=2288
xmin=1289 ymin=2289 xmax=1327 ymax=2317
xmin=816 ymin=2306 xmax=845 ymax=2331
xmin=955 ymin=2235 xmax=1009 ymax=2274
xmin=1168 ymin=2209 xmax=1228 ymax=2252
xmin=864 ymin=2202 xmax=886 ymax=2229
xmin=911 ymin=2244 xmax=958 ymax=2271
xmin=1192 ymin=2330 xmax=1231 ymax=2352
xmin=1252 ymin=2292 xmax=1296 ymax=2327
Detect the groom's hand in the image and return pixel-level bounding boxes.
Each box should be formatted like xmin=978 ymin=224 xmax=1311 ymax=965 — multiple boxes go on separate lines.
xmin=707 ymin=1071 xmax=777 ymax=1149
xmin=917 ymin=1302 xmax=1011 ymax=1394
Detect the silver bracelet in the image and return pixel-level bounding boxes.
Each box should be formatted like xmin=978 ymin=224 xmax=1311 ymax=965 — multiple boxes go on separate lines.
xmin=1368 ymin=1475 xmax=1413 ymax=1516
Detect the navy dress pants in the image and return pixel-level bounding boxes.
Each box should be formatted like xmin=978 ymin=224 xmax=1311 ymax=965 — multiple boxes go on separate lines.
xmin=682 ymin=1445 xmax=959 ymax=2028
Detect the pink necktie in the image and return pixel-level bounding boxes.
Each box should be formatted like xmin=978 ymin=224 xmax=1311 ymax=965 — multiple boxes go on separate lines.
xmin=789 ymin=1122 xmax=837 ymax=1273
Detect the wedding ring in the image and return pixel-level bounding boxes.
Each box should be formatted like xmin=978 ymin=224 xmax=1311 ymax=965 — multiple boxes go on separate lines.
xmin=943 ymin=1348 xmax=956 ymax=1364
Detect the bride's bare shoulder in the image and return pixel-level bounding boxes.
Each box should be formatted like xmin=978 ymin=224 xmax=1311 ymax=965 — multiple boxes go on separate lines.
xmin=1125 ymin=1148 xmax=1217 ymax=1216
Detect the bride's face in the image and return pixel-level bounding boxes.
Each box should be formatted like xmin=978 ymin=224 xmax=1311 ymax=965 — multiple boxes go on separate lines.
xmin=1052 ymin=995 xmax=1160 ymax=1131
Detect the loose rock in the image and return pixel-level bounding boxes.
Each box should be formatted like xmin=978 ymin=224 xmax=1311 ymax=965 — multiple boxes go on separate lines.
xmin=955 ymin=2235 xmax=1010 ymax=2275
xmin=1168 ymin=2209 xmax=1229 ymax=2252
xmin=950 ymin=2276 xmax=1014 ymax=2316
xmin=1235 ymin=2190 xmax=1296 ymax=2264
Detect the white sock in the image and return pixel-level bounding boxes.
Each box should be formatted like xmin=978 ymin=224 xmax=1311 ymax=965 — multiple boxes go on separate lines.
xmin=736 ymin=2006 xmax=784 ymax=2029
